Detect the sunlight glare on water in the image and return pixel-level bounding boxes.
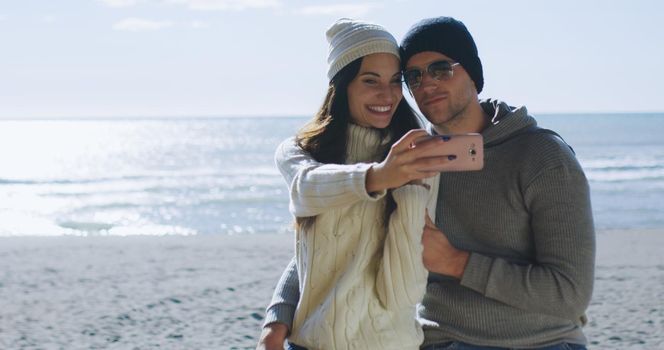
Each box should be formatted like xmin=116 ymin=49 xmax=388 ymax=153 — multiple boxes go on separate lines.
xmin=0 ymin=118 xmax=301 ymax=236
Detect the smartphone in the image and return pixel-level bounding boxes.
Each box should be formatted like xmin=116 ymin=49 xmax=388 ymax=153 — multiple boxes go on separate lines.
xmin=414 ymin=133 xmax=484 ymax=172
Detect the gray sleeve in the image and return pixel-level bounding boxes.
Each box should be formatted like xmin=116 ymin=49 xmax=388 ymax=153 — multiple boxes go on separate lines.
xmin=263 ymin=256 xmax=300 ymax=330
xmin=460 ymin=159 xmax=595 ymax=321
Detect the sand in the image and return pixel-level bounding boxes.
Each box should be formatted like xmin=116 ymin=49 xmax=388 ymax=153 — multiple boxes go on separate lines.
xmin=0 ymin=229 xmax=662 ymax=350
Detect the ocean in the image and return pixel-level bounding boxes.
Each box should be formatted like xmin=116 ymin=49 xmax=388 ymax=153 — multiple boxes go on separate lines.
xmin=1 ymin=114 xmax=662 ymax=236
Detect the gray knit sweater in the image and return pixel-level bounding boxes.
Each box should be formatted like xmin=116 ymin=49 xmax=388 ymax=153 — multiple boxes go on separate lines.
xmin=264 ymin=99 xmax=596 ymax=348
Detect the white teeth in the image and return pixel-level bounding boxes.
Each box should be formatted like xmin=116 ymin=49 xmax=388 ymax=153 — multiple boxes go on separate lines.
xmin=368 ymin=105 xmax=391 ymax=112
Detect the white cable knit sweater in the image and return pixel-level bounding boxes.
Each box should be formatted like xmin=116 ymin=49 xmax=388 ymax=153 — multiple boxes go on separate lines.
xmin=275 ymin=124 xmax=438 ymax=350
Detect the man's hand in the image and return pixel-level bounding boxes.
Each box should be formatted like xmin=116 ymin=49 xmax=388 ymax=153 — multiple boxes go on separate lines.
xmin=256 ymin=323 xmax=288 ymax=350
xmin=422 ymin=215 xmax=470 ymax=279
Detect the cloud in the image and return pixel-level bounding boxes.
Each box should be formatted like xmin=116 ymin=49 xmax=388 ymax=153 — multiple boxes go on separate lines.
xmin=113 ymin=18 xmax=174 ymax=31
xmin=166 ymin=0 xmax=281 ymax=11
xmin=100 ymin=0 xmax=140 ymax=7
xmin=295 ymin=3 xmax=382 ymax=17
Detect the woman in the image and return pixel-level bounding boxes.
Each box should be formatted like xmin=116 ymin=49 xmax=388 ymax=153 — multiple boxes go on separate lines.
xmin=260 ymin=18 xmax=450 ymax=350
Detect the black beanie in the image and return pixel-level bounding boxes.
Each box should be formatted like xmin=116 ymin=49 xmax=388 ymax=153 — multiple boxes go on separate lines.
xmin=400 ymin=17 xmax=484 ymax=93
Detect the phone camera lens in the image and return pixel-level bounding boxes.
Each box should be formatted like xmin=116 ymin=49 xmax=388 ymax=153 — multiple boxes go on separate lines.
xmin=469 ymin=148 xmax=477 ymax=156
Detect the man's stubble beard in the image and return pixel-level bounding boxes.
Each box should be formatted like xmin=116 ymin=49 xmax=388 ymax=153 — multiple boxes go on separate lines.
xmin=426 ymin=91 xmax=473 ymax=135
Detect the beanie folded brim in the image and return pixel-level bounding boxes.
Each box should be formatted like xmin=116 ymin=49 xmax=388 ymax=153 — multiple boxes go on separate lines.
xmin=328 ymin=39 xmax=400 ymax=80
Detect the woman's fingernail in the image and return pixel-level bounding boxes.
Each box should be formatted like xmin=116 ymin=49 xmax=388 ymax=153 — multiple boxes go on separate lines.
xmin=448 ymin=155 xmax=457 ymax=160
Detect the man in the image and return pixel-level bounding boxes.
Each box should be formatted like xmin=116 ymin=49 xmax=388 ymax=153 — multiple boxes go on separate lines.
xmin=258 ymin=16 xmax=595 ymax=350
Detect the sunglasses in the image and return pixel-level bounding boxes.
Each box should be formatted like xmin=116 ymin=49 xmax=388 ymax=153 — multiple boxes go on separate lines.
xmin=404 ymin=60 xmax=460 ymax=91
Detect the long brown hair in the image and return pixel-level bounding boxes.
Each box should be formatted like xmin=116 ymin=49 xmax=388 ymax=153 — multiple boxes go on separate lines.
xmin=295 ymin=56 xmax=421 ymax=231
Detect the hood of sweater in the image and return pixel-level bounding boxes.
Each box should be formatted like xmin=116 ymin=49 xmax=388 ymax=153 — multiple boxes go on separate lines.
xmin=479 ymin=98 xmax=537 ymax=146
xmin=345 ymin=123 xmax=390 ymax=164
xmin=426 ymin=99 xmax=538 ymax=144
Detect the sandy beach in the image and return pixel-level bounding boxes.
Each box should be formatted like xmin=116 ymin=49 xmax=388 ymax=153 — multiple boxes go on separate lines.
xmin=1 ymin=230 xmax=662 ymax=350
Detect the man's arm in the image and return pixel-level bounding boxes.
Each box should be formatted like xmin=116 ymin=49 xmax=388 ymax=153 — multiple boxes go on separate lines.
xmin=263 ymin=256 xmax=300 ymax=329
xmin=257 ymin=257 xmax=300 ymax=350
xmin=424 ymin=161 xmax=595 ymax=321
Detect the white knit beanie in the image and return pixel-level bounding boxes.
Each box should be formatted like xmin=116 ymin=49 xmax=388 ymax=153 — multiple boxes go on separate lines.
xmin=326 ymin=18 xmax=400 ymax=81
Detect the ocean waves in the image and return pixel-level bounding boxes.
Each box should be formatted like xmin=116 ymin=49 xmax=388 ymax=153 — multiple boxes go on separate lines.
xmin=582 ymin=157 xmax=664 ymax=182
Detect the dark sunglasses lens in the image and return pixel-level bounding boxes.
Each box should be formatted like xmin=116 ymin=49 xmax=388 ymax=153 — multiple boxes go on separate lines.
xmin=429 ymin=61 xmax=453 ymax=78
xmin=404 ymin=70 xmax=422 ymax=88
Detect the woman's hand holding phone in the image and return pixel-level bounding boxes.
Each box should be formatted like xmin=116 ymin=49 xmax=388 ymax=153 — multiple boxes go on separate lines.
xmin=366 ymin=130 xmax=484 ymax=193
xmin=413 ymin=133 xmax=484 ymax=172
xmin=366 ymin=129 xmax=456 ymax=192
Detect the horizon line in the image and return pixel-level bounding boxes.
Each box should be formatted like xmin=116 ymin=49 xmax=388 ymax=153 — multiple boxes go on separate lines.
xmin=1 ymin=110 xmax=664 ymax=121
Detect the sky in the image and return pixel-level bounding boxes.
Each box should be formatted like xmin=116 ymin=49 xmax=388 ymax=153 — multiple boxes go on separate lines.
xmin=1 ymin=0 xmax=663 ymax=118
